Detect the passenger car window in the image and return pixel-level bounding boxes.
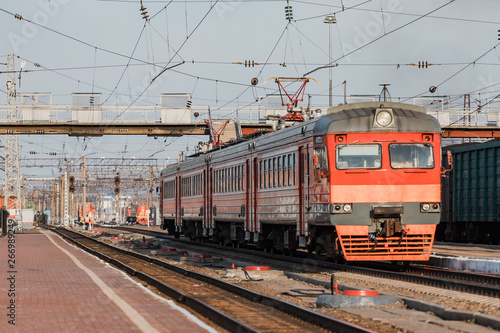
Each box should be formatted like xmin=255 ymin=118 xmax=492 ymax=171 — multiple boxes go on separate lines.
xmin=313 ymin=146 xmax=328 ymax=173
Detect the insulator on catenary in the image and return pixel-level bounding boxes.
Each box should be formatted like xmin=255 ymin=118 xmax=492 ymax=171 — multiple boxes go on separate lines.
xmin=140 ymin=5 xmax=149 ymax=20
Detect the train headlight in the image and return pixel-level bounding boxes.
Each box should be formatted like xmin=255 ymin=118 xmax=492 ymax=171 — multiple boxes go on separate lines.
xmin=421 ymin=203 xmax=430 ymax=211
xmin=376 ymin=110 xmax=393 ymax=127
xmin=330 ymin=203 xmax=353 ymax=214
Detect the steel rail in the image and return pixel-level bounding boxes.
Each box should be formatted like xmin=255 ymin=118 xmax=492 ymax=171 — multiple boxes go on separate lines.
xmin=49 ymin=226 xmax=373 ymax=333
xmin=114 ymin=226 xmax=500 ymax=298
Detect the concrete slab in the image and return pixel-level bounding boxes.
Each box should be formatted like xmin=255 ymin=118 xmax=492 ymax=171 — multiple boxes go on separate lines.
xmin=316 ymin=294 xmax=401 ymax=308
xmin=343 ymin=308 xmax=497 ymax=333
xmin=428 ymin=254 xmax=500 ymax=275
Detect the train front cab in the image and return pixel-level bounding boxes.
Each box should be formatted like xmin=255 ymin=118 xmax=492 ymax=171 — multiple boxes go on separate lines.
xmin=321 ymin=104 xmax=441 ymax=262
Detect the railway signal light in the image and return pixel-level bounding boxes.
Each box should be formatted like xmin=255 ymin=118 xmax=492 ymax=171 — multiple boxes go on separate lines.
xmin=114 ymin=175 xmax=120 ymax=195
xmin=69 ymin=175 xmax=75 ymax=193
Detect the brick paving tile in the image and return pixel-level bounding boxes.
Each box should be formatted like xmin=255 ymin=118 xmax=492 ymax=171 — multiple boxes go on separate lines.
xmin=0 ymin=230 xmax=215 ymax=333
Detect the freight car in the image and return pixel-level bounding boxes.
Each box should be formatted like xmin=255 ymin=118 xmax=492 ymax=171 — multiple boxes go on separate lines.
xmin=160 ymin=102 xmax=442 ymax=262
xmin=438 ymin=140 xmax=500 ymax=244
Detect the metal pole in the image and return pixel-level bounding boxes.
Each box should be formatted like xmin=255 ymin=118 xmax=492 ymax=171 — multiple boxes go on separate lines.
xmin=329 ymin=21 xmax=333 ymax=107
xmin=83 ymin=155 xmax=87 ymax=229
xmin=148 ymin=166 xmax=153 ymax=227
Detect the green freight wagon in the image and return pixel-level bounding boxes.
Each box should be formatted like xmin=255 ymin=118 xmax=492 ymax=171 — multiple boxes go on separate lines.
xmin=448 ymin=140 xmax=500 ymax=244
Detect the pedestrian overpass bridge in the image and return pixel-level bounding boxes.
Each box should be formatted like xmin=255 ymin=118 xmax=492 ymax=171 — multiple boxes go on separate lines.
xmin=1 ymin=93 xmax=499 ymax=138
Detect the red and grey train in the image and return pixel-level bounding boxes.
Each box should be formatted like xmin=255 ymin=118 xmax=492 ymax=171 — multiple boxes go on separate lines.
xmin=159 ymin=102 xmax=442 ymax=262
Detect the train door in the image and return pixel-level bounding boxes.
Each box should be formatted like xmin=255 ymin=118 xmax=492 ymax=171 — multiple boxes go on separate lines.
xmin=206 ymin=166 xmax=214 ymax=234
xmin=298 ymin=146 xmax=309 ymax=239
xmin=175 ymin=175 xmax=182 ymax=231
xmin=159 ymin=180 xmax=163 ymax=224
xmin=245 ymin=159 xmax=251 ymax=234
xmin=251 ymin=157 xmax=259 ymax=236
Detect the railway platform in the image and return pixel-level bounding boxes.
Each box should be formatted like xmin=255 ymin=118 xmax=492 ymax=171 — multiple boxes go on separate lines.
xmin=430 ymin=243 xmax=500 ymax=275
xmin=0 ymin=228 xmax=217 ymax=333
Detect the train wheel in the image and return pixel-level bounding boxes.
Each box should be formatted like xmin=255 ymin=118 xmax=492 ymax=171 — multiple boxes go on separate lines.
xmin=333 ymin=250 xmax=345 ymax=264
xmin=313 ymin=245 xmax=329 ymax=260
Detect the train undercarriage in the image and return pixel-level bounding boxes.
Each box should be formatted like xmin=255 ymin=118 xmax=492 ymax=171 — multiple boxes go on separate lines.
xmin=162 ymin=218 xmax=347 ymax=262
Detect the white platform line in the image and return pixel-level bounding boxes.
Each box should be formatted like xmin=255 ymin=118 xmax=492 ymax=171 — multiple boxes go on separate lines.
xmin=42 ymin=231 xmax=160 ymax=333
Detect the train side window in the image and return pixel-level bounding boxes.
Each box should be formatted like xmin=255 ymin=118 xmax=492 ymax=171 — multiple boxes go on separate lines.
xmin=272 ymin=157 xmax=276 ymax=188
xmin=242 ymin=165 xmax=245 ymax=191
xmin=268 ymin=159 xmax=272 ymax=188
xmin=336 ymin=144 xmax=382 ymax=169
xmin=232 ymin=167 xmax=235 ymax=192
xmin=277 ymin=156 xmax=281 ymax=187
xmin=267 ymin=160 xmax=270 ymax=189
xmin=259 ymin=161 xmax=264 ymax=189
xmin=221 ymin=169 xmax=224 ymax=193
xmin=313 ymin=146 xmax=328 ymax=173
xmin=164 ymin=181 xmax=175 ymax=199
xmin=235 ymin=166 xmax=238 ymax=192
xmin=283 ymin=155 xmax=288 ymax=187
xmin=218 ymin=170 xmax=221 ymax=193
xmin=225 ymin=168 xmax=228 ymax=193
xmin=238 ymin=165 xmax=243 ymax=191
xmin=292 ymin=153 xmax=296 ymax=186
xmin=215 ymin=171 xmax=218 ymax=194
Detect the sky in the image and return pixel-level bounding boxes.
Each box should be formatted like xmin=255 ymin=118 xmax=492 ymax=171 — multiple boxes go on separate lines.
xmin=1 ymin=0 xmax=500 ymax=179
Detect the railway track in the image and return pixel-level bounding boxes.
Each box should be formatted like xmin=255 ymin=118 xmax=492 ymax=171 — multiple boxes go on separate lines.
xmin=48 ymin=226 xmax=372 ymax=333
xmin=113 ymin=226 xmax=500 ymax=298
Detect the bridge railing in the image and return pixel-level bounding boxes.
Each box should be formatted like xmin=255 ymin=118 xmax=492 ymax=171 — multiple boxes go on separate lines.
xmin=1 ymin=99 xmax=500 ymax=127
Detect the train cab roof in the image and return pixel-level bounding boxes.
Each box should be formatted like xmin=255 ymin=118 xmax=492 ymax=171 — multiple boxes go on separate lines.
xmin=313 ymin=101 xmax=441 ymax=135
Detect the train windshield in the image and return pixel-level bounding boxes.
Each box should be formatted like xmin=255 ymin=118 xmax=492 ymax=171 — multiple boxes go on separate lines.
xmin=336 ymin=144 xmax=382 ymax=169
xmin=389 ymin=143 xmax=434 ymax=169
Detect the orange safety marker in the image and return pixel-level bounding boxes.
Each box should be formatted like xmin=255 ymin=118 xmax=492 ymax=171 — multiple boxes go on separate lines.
xmin=245 ymin=266 xmax=270 ymax=271
xmin=343 ymin=290 xmax=379 ymax=296
xmin=160 ymin=248 xmax=177 ymax=252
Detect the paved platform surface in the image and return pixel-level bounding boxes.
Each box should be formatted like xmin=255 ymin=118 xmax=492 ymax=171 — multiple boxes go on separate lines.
xmin=0 ymin=229 xmax=217 ymax=333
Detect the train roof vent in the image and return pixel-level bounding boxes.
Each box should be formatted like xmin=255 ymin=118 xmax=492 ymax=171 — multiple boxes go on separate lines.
xmin=373 ymin=108 xmax=396 ymax=129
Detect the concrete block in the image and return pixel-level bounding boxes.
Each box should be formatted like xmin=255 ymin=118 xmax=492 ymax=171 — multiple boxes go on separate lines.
xmin=474 ymin=312 xmax=500 ymax=331
xmin=316 ymin=294 xmax=401 ymax=308
xmin=224 ymin=268 xmax=284 ymax=280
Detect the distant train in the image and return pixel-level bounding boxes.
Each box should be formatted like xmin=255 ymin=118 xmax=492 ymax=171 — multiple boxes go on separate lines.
xmin=159 ymin=102 xmax=442 ymax=262
xmin=136 ymin=205 xmax=149 ymax=224
xmin=438 ymin=140 xmax=500 ymax=245
xmin=126 ymin=205 xmax=138 ymax=223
